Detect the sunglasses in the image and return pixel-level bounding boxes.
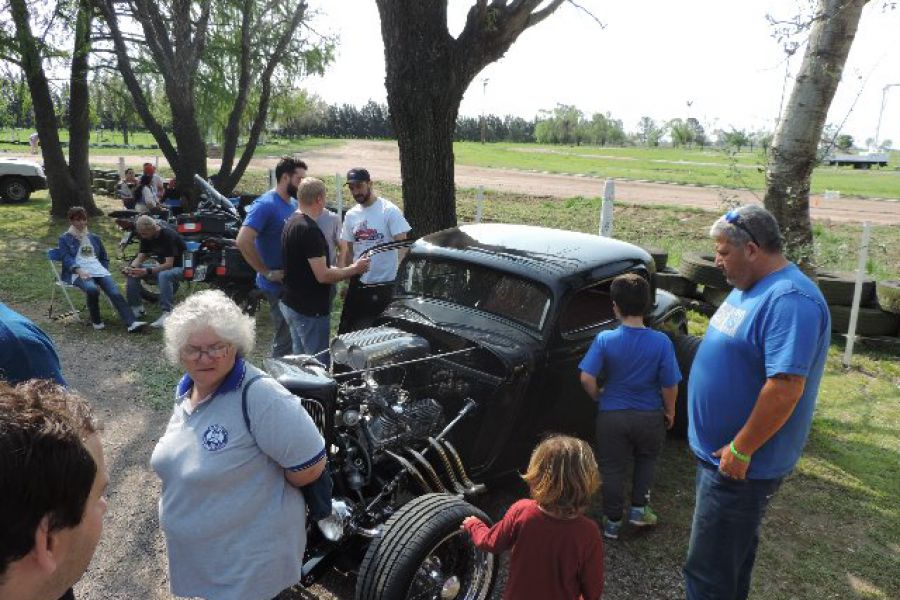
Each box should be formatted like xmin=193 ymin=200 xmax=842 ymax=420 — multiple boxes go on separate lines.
xmin=724 ymin=210 xmax=760 ymax=247
xmin=181 ymin=342 xmax=231 ymax=361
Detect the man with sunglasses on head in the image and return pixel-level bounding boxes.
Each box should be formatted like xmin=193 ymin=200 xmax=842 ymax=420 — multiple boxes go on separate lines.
xmin=337 ymin=168 xmax=410 ymax=333
xmin=683 ymin=205 xmax=829 ymax=600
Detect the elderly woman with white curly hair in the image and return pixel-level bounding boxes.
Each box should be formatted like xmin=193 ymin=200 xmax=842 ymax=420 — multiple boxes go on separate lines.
xmin=150 ymin=289 xmax=325 ymax=600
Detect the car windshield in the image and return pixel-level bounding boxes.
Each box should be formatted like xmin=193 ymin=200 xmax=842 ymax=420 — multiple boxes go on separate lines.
xmin=397 ymin=257 xmax=551 ymax=330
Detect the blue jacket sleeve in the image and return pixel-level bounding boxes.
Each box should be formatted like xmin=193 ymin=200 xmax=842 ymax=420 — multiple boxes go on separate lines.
xmin=94 ymin=235 xmax=110 ymax=269
xmin=58 ymin=233 xmax=76 ymax=280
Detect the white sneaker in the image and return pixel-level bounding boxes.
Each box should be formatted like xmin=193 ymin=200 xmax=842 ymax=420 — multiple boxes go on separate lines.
xmin=131 ymin=305 xmax=145 ymax=318
xmin=150 ymin=312 xmax=170 ymax=328
xmin=127 ymin=321 xmax=147 ymax=333
xmin=92 ymin=322 xmax=105 ymax=330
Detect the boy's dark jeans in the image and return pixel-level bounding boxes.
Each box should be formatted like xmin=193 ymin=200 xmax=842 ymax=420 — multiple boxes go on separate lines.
xmin=595 ymin=409 xmax=666 ymax=520
xmin=684 ymin=461 xmax=783 ymax=600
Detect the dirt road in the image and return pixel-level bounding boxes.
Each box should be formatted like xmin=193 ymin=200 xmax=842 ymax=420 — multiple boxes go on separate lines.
xmin=14 ymin=140 xmax=899 ymax=224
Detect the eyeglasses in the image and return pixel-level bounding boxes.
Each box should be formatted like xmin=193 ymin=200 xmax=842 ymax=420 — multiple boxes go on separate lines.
xmin=180 ymin=342 xmax=231 ymax=361
xmin=724 ymin=210 xmax=760 ymax=247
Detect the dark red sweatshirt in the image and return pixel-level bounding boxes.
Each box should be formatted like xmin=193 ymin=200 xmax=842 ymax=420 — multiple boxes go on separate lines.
xmin=464 ymin=499 xmax=604 ymax=600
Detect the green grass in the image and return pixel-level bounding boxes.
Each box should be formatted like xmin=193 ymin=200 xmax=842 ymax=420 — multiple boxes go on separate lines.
xmin=454 ymin=142 xmax=900 ymax=200
xmin=2 ymin=174 xmax=897 ymax=600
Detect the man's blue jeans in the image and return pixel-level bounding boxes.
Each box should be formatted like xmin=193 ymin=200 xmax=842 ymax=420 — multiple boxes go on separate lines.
xmin=73 ymin=275 xmax=136 ymax=326
xmin=684 ymin=461 xmax=783 ymax=600
xmin=126 ymin=267 xmax=184 ymax=312
xmin=279 ymin=301 xmax=330 ymax=362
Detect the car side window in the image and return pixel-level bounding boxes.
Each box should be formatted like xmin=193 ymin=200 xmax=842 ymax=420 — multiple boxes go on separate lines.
xmin=559 ymin=281 xmax=616 ymax=337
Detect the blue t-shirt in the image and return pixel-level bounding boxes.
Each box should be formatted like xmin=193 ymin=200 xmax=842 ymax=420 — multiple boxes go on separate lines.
xmin=578 ymin=325 xmax=681 ymax=412
xmin=688 ymin=263 xmax=830 ymax=479
xmin=0 ymin=302 xmax=66 ymax=385
xmin=242 ymin=190 xmax=298 ymax=294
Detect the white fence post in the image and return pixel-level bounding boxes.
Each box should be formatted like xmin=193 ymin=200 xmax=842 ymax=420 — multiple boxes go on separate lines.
xmin=269 ymin=168 xmax=276 ymax=189
xmin=154 ymin=155 xmax=159 ymax=169
xmin=475 ymin=186 xmax=484 ymax=223
xmin=599 ymin=179 xmax=615 ymax=237
xmin=335 ymin=173 xmax=344 ymax=220
xmin=842 ymin=222 xmax=871 ymax=368
xmin=118 ymin=157 xmax=125 ymax=179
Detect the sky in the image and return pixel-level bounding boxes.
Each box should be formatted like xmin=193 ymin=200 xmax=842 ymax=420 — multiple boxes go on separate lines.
xmin=304 ymin=0 xmax=900 ymax=147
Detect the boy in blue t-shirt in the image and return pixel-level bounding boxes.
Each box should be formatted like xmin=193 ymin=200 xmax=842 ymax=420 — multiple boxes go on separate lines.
xmin=578 ymin=273 xmax=681 ymax=539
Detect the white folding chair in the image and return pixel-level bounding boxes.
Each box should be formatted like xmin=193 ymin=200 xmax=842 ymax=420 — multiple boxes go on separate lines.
xmin=47 ymin=248 xmax=82 ymax=320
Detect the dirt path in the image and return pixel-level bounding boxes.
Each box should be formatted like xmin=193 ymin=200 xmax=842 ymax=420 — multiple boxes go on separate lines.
xmin=19 ymin=139 xmax=895 ymax=225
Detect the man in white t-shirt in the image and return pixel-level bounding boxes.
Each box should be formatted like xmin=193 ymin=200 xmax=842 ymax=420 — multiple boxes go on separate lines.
xmin=338 ymin=168 xmax=411 ymax=332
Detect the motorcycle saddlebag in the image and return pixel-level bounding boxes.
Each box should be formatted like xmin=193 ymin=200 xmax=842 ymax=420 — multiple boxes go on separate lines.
xmin=223 ymin=247 xmax=255 ymax=279
xmin=176 ymin=213 xmax=227 ymax=235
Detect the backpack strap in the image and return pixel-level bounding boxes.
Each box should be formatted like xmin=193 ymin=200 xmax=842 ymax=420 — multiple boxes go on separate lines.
xmin=241 ymin=374 xmax=270 ymax=437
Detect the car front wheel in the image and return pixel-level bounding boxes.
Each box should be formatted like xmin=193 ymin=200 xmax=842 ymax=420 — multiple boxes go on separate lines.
xmin=0 ymin=176 xmax=32 ymax=203
xmin=356 ymin=493 xmax=497 ymax=600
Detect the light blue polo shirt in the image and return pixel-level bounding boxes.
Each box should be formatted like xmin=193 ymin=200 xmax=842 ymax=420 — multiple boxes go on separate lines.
xmin=150 ymin=357 xmax=325 ymax=600
xmin=243 ymin=190 xmax=298 ymax=295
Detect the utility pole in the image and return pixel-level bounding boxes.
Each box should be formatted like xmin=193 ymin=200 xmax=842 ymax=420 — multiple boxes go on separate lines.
xmin=480 ymin=78 xmax=490 ymax=144
xmin=874 ymin=84 xmax=899 ymax=149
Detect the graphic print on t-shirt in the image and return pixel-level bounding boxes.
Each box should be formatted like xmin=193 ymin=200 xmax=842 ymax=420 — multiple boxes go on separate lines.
xmin=709 ymin=302 xmax=747 ymax=337
xmin=353 ymin=220 xmax=384 ymax=243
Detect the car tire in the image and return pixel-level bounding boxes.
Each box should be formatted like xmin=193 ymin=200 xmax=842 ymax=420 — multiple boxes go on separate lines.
xmin=641 ymin=247 xmax=668 ymax=271
xmin=656 ymin=267 xmax=697 ymax=298
xmin=679 ymin=253 xmax=729 ymax=289
xmin=817 ymin=271 xmax=875 ymax=306
xmin=667 ymin=333 xmax=701 ymax=439
xmin=875 ymin=280 xmax=900 ymax=315
xmin=356 ymin=493 xmax=497 ymax=600
xmin=829 ymin=304 xmax=900 ymax=337
xmin=0 ymin=176 xmax=32 ymax=203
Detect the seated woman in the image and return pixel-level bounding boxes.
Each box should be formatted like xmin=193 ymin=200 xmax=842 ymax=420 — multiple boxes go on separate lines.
xmin=133 ymin=174 xmax=161 ymax=213
xmin=58 ymin=206 xmax=146 ymax=332
xmin=117 ymin=168 xmax=138 ymax=208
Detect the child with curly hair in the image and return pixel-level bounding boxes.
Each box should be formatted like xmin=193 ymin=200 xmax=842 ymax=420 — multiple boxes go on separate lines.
xmin=462 ymin=435 xmax=604 ymax=600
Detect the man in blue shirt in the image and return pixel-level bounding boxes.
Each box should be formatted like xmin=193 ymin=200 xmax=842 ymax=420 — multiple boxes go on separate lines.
xmin=236 ymin=157 xmax=306 ymax=357
xmin=0 ymin=301 xmax=66 ymax=386
xmin=684 ymin=205 xmax=830 ymax=600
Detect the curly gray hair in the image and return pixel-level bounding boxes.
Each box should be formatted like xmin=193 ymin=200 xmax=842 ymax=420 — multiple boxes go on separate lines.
xmin=163 ymin=289 xmax=255 ymax=364
xmin=709 ymin=204 xmax=783 ymax=253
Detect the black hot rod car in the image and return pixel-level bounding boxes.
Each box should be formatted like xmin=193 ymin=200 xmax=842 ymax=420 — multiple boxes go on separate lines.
xmin=263 ymin=224 xmax=698 ymax=600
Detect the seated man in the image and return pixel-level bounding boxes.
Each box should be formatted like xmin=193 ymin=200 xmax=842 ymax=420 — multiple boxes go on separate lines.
xmin=0 ymin=379 xmax=108 ymax=600
xmin=125 ymin=215 xmax=186 ymax=328
xmin=57 ymin=206 xmax=146 ymax=332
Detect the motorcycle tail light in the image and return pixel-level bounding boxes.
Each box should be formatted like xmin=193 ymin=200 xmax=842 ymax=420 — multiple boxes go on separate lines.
xmin=177 ymin=222 xmax=200 ymax=233
xmin=216 ymin=266 xmax=226 ymax=275
xmin=184 ymin=268 xmax=194 ymax=279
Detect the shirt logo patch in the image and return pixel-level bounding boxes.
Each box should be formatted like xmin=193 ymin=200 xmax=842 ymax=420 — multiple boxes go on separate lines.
xmin=201 ymin=424 xmax=229 ymax=451
xmin=353 ymin=220 xmax=384 ymax=243
xmin=709 ymin=302 xmax=747 ymax=337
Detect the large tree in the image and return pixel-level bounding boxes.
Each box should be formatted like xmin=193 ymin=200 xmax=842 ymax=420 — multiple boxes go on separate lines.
xmin=4 ymin=0 xmax=100 ymax=216
xmin=94 ymin=0 xmax=330 ymax=201
xmin=376 ymin=0 xmax=571 ymax=236
xmin=764 ymin=0 xmax=869 ymax=269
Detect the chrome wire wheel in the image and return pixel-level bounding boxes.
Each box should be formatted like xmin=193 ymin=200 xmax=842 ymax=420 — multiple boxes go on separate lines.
xmin=406 ymin=530 xmax=495 ymax=600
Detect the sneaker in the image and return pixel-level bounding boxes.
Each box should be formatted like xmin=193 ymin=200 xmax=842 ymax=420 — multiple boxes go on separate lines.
xmin=628 ymin=505 xmax=658 ymax=527
xmin=131 ymin=305 xmax=145 ymax=318
xmin=92 ymin=321 xmax=105 ymax=330
xmin=150 ymin=312 xmax=170 ymax=328
xmin=602 ymin=517 xmax=621 ymax=540
xmin=127 ymin=321 xmax=147 ymax=333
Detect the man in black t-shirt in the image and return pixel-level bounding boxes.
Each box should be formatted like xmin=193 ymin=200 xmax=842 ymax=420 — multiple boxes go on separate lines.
xmin=280 ymin=178 xmax=369 ymax=359
xmin=125 ymin=215 xmax=187 ymax=328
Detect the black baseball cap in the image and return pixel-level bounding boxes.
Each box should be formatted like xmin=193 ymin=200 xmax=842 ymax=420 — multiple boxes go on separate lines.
xmin=345 ymin=168 xmax=371 ymax=184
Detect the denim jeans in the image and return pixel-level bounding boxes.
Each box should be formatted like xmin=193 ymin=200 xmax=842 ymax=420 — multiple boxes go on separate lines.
xmin=125 ymin=267 xmax=184 ymax=312
xmin=265 ymin=291 xmax=294 ymax=358
xmin=684 ymin=461 xmax=784 ymax=600
xmin=73 ymin=275 xmax=136 ymax=326
xmin=279 ymin=301 xmax=330 ymax=361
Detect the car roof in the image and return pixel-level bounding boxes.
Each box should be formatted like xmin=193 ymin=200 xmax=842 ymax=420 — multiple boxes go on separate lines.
xmin=410 ymin=223 xmax=652 ymax=288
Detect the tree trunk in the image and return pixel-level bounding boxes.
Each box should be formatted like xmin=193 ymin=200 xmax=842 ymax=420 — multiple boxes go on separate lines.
xmin=9 ymin=0 xmax=98 ymax=217
xmin=376 ymin=0 xmax=565 ymax=237
xmin=764 ymin=0 xmax=868 ymax=271
xmin=67 ymin=0 xmax=99 ymax=215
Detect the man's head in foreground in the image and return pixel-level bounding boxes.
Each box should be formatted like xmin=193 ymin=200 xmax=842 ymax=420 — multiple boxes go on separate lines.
xmin=0 ymin=380 xmax=107 ymax=600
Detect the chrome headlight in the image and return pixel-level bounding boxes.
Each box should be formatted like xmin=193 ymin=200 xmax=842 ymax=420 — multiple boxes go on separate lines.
xmin=317 ymin=499 xmax=352 ymax=542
